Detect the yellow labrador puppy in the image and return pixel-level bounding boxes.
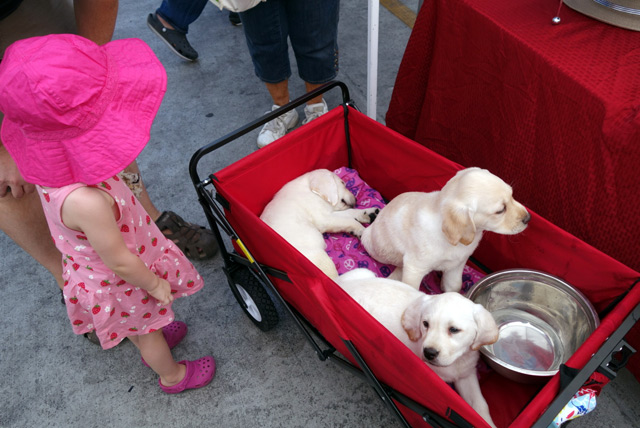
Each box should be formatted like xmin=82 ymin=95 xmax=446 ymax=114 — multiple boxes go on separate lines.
xmin=337 ymin=268 xmax=498 ymax=428
xmin=260 ymin=169 xmax=379 ymax=279
xmin=361 ymin=167 xmax=530 ymax=291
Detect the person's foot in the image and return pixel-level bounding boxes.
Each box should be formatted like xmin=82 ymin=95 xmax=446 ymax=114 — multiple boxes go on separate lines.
xmin=302 ymin=99 xmax=329 ymax=125
xmin=155 ymin=211 xmax=218 ymax=260
xmin=159 ymin=356 xmax=216 ymax=394
xmin=228 ymin=12 xmax=241 ymax=26
xmin=147 ymin=13 xmax=198 ymax=61
xmin=257 ymin=105 xmax=299 ymax=148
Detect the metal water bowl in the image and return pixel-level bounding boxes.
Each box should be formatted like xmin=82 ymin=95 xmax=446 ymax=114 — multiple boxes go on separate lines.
xmin=467 ymin=269 xmax=600 ymax=383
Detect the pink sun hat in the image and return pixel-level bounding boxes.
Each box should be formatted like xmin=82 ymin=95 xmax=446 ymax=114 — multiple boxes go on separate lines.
xmin=0 ymin=34 xmax=167 ymax=187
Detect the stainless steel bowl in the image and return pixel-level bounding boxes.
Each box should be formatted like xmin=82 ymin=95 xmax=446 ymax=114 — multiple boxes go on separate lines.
xmin=466 ymin=269 xmax=599 ymax=383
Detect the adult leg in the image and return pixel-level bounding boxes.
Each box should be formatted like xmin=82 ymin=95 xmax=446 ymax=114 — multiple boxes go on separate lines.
xmin=1 ymin=0 xmax=126 ymax=290
xmin=286 ymin=0 xmax=339 ymax=121
xmin=0 ymin=124 xmax=63 ymax=290
xmin=287 ymin=0 xmax=339 ymax=109
xmin=73 ymin=0 xmax=118 ymax=45
xmin=265 ymin=81 xmax=291 ymax=107
xmin=240 ymin=0 xmax=291 ymax=87
xmin=0 ymin=0 xmax=76 ymax=53
xmin=122 ymin=161 xmax=162 ymax=221
xmin=0 ymin=0 xmax=114 ymax=49
xmin=287 ymin=0 xmax=339 ymax=87
xmin=0 ymin=181 xmax=64 ymax=288
xmin=304 ymin=83 xmax=325 ymax=106
xmin=0 ymin=0 xmax=119 ymax=290
xmin=240 ymin=0 xmax=300 ymax=147
xmin=0 ymin=0 xmax=78 ymax=290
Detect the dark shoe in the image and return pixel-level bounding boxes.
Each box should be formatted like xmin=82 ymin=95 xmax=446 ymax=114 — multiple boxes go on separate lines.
xmin=146 ymin=13 xmax=198 ymax=61
xmin=83 ymin=330 xmax=101 ymax=345
xmin=155 ymin=211 xmax=219 ymax=260
xmin=228 ymin=12 xmax=241 ymax=26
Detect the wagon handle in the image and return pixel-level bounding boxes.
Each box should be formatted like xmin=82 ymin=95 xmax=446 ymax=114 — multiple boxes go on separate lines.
xmin=189 ymin=80 xmax=353 ymax=186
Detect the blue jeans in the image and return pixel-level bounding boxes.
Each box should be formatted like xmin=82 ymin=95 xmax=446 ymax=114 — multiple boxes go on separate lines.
xmin=156 ymin=0 xmax=207 ymax=34
xmin=239 ymin=0 xmax=340 ymax=84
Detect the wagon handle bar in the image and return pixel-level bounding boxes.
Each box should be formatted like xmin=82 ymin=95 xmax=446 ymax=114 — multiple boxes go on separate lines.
xmin=189 ymin=80 xmax=352 ymax=187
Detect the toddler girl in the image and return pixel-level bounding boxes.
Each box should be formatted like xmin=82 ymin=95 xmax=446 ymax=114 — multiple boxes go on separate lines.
xmin=0 ymin=34 xmax=214 ymax=394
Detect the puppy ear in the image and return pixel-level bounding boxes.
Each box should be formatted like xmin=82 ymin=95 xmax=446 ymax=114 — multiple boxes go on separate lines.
xmin=471 ymin=304 xmax=499 ymax=350
xmin=309 ymin=170 xmax=340 ymax=206
xmin=401 ymin=296 xmax=429 ymax=342
xmin=442 ymin=204 xmax=476 ymax=246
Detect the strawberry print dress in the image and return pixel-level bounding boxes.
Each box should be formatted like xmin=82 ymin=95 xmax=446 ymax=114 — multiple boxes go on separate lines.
xmin=37 ymin=175 xmax=204 ymax=349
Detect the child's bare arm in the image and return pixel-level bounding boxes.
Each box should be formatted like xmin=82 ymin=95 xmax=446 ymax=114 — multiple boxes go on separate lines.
xmin=61 ymin=187 xmax=174 ymax=305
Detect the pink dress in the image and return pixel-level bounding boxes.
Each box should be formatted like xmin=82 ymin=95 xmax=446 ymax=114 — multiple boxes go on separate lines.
xmin=37 ymin=175 xmax=204 ymax=349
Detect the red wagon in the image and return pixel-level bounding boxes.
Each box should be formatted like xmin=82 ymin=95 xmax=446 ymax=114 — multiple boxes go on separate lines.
xmin=189 ymin=82 xmax=640 ymax=428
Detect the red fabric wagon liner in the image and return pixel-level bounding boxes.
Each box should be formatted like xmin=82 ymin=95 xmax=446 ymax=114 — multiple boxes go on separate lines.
xmin=210 ymin=106 xmax=640 ymax=428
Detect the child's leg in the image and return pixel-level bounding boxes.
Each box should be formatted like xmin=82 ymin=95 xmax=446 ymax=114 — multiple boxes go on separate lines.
xmin=129 ymin=330 xmax=186 ymax=386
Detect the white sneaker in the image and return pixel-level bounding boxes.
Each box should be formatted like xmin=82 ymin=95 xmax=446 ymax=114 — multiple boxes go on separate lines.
xmin=302 ymin=99 xmax=329 ymax=125
xmin=257 ymin=105 xmax=299 ymax=148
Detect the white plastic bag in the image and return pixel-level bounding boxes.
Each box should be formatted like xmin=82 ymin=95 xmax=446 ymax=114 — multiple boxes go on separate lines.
xmin=209 ymin=0 xmax=265 ymax=12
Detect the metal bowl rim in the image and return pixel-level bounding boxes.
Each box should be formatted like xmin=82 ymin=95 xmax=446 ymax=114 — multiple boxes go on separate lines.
xmin=467 ymin=268 xmax=600 ymax=329
xmin=468 ymin=268 xmax=601 ymax=378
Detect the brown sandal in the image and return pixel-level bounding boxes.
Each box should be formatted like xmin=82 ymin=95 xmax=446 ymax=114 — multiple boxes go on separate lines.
xmin=155 ymin=211 xmax=218 ymax=260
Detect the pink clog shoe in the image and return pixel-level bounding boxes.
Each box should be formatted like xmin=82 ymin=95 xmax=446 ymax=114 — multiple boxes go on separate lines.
xmin=141 ymin=321 xmax=187 ymax=367
xmin=159 ymin=356 xmax=216 ymax=394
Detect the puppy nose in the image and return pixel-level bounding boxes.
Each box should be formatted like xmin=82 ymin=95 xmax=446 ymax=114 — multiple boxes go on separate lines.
xmin=423 ymin=347 xmax=439 ymax=361
xmin=522 ymin=212 xmax=532 ymax=224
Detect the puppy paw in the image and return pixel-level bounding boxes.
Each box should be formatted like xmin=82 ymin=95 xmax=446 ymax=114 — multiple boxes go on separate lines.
xmin=355 ymin=208 xmax=380 ymax=224
xmin=367 ymin=208 xmax=380 ymax=223
xmin=350 ymin=224 xmax=365 ymax=239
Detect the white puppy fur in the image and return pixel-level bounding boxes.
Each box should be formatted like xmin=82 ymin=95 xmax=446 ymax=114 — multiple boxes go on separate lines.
xmin=260 ymin=169 xmax=379 ymax=279
xmin=361 ymin=167 xmax=530 ymax=292
xmin=336 ymin=268 xmax=498 ymax=428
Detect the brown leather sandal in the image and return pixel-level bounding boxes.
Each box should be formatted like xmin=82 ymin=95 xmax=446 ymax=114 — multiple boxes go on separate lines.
xmin=155 ymin=211 xmax=218 ymax=260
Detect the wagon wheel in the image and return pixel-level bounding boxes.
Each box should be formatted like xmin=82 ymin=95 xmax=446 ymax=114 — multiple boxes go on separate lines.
xmin=228 ymin=267 xmax=279 ymax=331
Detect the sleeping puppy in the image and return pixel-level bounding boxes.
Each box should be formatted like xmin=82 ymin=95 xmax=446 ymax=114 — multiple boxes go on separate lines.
xmin=361 ymin=167 xmax=530 ymax=292
xmin=337 ymin=268 xmax=498 ymax=428
xmin=260 ymin=169 xmax=379 ymax=279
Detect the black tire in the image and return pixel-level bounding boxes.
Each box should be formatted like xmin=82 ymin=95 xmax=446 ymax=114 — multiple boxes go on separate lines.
xmin=228 ymin=268 xmax=279 ymax=331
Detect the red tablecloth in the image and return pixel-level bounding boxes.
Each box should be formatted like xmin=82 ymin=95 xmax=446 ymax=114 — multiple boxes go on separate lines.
xmin=386 ymin=0 xmax=640 ymax=380
xmin=386 ymin=0 xmax=640 ymax=273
